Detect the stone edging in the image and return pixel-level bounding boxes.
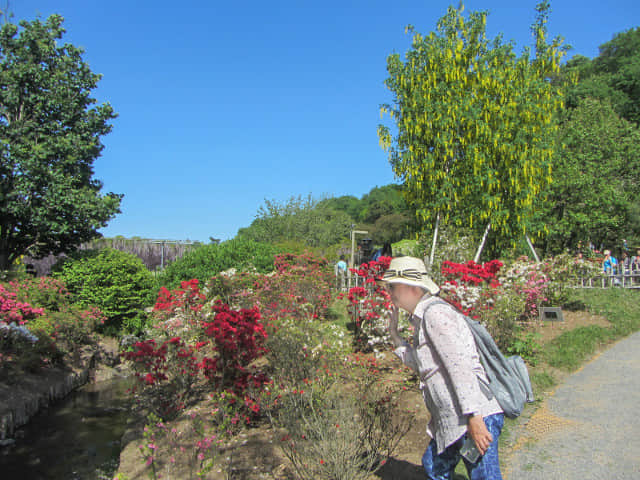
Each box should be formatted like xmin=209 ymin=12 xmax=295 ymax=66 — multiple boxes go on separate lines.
xmin=0 ymin=348 xmax=97 ymax=442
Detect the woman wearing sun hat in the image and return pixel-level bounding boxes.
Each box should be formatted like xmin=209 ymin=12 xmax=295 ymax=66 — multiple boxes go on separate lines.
xmin=378 ymin=256 xmax=504 ymax=480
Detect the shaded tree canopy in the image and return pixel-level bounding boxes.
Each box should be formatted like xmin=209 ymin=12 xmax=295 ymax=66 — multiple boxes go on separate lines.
xmin=563 ymin=27 xmax=640 ymax=126
xmin=0 ymin=14 xmax=121 ymax=270
xmin=535 ymin=98 xmax=640 ymax=254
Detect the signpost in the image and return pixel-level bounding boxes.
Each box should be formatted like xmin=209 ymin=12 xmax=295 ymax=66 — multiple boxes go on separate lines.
xmin=349 ymin=226 xmax=368 ymax=289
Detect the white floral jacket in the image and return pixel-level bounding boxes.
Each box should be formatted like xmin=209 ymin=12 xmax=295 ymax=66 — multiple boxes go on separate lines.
xmin=394 ymin=294 xmax=502 ymax=453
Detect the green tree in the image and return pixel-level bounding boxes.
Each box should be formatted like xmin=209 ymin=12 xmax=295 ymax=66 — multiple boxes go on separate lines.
xmin=357 ymin=184 xmax=413 ymax=225
xmin=562 ymin=27 xmax=640 ymax=127
xmin=534 ymin=98 xmax=640 ymax=254
xmin=238 ymin=195 xmax=352 ymax=248
xmin=377 ymin=2 xmax=567 ymax=262
xmin=317 ymin=195 xmax=361 ymax=220
xmin=592 ymin=27 xmax=640 ymax=125
xmin=0 ymin=14 xmax=121 ymax=270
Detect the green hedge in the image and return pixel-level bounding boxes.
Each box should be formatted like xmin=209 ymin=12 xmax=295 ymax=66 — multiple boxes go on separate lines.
xmin=156 ymin=239 xmax=278 ymax=289
xmin=52 ymin=248 xmax=155 ymax=334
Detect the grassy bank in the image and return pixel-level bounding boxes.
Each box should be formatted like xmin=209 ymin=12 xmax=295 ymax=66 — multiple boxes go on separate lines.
xmin=542 ymin=288 xmax=640 ymax=372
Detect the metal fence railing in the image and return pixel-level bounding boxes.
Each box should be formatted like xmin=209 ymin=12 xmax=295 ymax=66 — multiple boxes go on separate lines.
xmin=570 ymin=272 xmax=640 ymax=289
xmin=334 ymin=270 xmax=366 ymax=292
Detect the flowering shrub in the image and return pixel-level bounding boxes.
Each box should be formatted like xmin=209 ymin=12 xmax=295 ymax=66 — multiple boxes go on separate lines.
xmin=1 ymin=278 xmax=106 ymax=378
xmin=136 ymin=412 xmax=226 ymax=480
xmin=498 ymin=257 xmax=550 ymax=321
xmin=124 ymin=280 xmax=270 ymax=421
xmin=123 ymin=337 xmax=200 ymax=418
xmin=439 ymin=260 xmax=503 ymax=317
xmin=343 ymin=257 xmax=394 ymax=352
xmin=200 ymin=300 xmax=267 ymax=390
xmin=8 ymin=277 xmax=70 ymax=312
xmin=0 ymin=283 xmax=45 ymax=324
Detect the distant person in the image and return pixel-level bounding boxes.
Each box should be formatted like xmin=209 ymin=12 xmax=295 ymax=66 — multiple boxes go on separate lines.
xmin=335 ymin=255 xmax=348 ymax=290
xmin=631 ymin=249 xmax=640 ymax=273
xmin=620 ymin=251 xmax=631 ymax=274
xmin=371 ymin=242 xmax=392 ymax=262
xmin=602 ymin=249 xmax=618 ymax=275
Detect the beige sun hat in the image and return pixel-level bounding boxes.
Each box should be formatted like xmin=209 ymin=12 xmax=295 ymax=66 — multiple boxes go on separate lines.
xmin=376 ymin=256 xmax=440 ymax=295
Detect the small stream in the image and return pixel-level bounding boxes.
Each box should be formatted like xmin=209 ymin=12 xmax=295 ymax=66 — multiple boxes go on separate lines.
xmin=0 ymin=376 xmax=133 ymax=480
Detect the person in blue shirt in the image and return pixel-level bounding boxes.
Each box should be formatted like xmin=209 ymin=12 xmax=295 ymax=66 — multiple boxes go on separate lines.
xmin=602 ymin=249 xmax=618 ymax=275
xmin=335 ymin=255 xmax=348 ymax=290
xmin=371 ymin=242 xmax=392 ymax=262
xmin=336 ymin=255 xmax=347 ymax=272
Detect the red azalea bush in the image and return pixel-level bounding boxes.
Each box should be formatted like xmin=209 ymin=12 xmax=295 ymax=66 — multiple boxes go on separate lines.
xmin=199 ymin=300 xmax=267 ymax=390
xmin=123 ymin=337 xmax=200 ymax=418
xmin=439 ymin=260 xmax=503 ymax=317
xmin=342 ymin=257 xmax=394 ymax=351
xmin=207 ymin=252 xmax=333 ymax=325
xmin=124 ymin=280 xmax=270 ymax=421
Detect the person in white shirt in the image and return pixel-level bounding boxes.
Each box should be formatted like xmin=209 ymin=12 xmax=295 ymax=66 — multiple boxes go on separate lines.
xmin=378 ymin=256 xmax=504 ymax=480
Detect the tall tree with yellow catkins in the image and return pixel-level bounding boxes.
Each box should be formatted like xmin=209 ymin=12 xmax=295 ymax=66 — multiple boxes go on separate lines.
xmin=377 ymin=1 xmax=567 ymax=264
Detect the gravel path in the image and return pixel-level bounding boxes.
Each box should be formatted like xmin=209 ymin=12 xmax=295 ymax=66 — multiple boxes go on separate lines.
xmin=504 ymin=330 xmax=640 ymax=480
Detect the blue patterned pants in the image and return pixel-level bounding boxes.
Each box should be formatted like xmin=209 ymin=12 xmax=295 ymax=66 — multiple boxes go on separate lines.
xmin=422 ymin=413 xmax=504 ymax=480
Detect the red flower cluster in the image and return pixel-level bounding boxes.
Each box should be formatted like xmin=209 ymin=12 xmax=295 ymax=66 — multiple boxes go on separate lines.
xmin=441 ymin=260 xmax=503 ymax=287
xmin=200 ymin=300 xmax=267 ymax=389
xmin=440 ymin=260 xmax=503 ymax=316
xmin=127 ymin=280 xmax=271 ymax=419
xmin=343 ymin=257 xmax=392 ymax=351
xmin=153 ymin=279 xmax=206 ymax=319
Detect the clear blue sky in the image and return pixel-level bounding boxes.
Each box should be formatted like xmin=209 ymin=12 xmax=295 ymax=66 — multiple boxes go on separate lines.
xmin=10 ymin=1 xmax=640 ymax=243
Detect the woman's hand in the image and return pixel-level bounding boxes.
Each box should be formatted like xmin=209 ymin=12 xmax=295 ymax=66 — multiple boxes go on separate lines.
xmin=387 ymin=306 xmax=403 ymax=347
xmin=467 ymin=415 xmax=493 ymax=455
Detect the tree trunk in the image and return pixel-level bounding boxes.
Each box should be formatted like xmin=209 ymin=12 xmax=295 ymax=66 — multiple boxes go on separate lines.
xmin=427 ymin=214 xmax=440 ymax=272
xmin=526 ymin=235 xmax=540 ymax=262
xmin=474 ymin=223 xmax=491 ymax=263
xmin=0 ymin=251 xmax=9 ymax=272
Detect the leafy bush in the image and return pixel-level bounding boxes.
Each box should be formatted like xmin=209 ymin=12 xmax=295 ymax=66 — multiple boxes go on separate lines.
xmin=476 ymin=286 xmax=525 ymax=351
xmin=9 ymin=277 xmax=70 ymax=312
xmin=52 ymin=248 xmax=155 ymax=334
xmin=157 ymin=239 xmax=277 ymax=289
xmin=1 ymin=277 xmax=107 ymax=378
xmin=268 ymin=377 xmax=412 ymax=480
xmin=207 ymin=252 xmax=334 ymax=325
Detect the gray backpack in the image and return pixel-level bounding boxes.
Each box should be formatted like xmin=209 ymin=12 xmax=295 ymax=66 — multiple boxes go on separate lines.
xmin=425 ymin=299 xmax=535 ymax=419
